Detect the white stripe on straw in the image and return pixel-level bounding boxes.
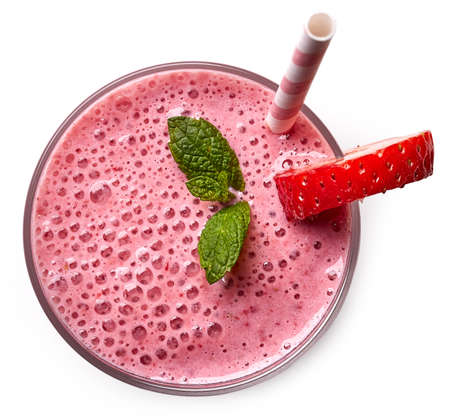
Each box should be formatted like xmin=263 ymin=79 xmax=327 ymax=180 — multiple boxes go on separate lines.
xmin=266 ymin=12 xmax=336 ymax=134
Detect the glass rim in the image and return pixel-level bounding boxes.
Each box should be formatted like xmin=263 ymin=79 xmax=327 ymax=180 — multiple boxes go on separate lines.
xmin=23 ymin=61 xmax=360 ymax=396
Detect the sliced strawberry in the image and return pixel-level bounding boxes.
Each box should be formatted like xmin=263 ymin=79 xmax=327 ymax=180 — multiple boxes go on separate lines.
xmin=274 ymin=131 xmax=434 ymax=221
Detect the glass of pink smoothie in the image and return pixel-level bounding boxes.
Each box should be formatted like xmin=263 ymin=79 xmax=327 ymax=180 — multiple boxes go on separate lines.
xmin=24 ymin=62 xmax=360 ymax=395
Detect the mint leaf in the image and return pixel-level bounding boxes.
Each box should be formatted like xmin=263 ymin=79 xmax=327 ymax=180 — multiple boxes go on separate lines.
xmin=198 ymin=201 xmax=251 ymax=284
xmin=168 ymin=117 xmax=245 ymax=193
xmin=229 ymin=155 xmax=245 ymax=192
xmin=186 ymin=171 xmax=234 ymax=202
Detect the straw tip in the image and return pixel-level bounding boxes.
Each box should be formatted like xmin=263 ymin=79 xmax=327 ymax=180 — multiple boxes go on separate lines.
xmin=306 ymin=12 xmax=336 ymax=42
xmin=266 ymin=114 xmax=297 ymax=135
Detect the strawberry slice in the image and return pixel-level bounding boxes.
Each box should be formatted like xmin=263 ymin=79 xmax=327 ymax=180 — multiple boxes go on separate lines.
xmin=274 ymin=131 xmax=434 ymax=221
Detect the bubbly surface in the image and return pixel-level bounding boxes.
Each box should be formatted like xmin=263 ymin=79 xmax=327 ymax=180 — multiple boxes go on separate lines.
xmin=31 ymin=69 xmax=351 ymax=384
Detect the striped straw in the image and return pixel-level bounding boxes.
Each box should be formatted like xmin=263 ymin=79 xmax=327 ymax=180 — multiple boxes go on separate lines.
xmin=266 ymin=13 xmax=336 ymax=134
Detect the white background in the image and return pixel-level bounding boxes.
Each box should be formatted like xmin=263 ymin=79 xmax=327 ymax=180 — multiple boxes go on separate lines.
xmin=1 ymin=0 xmax=449 ymax=416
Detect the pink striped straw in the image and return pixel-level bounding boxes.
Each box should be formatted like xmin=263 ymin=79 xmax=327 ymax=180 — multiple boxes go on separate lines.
xmin=266 ymin=13 xmax=336 ymax=134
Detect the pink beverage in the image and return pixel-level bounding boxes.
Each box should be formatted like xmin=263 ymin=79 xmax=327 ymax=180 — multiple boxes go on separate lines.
xmin=29 ymin=66 xmax=352 ymax=386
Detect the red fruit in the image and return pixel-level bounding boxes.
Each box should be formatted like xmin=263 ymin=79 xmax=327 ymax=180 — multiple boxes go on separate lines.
xmin=274 ymin=131 xmax=434 ymax=221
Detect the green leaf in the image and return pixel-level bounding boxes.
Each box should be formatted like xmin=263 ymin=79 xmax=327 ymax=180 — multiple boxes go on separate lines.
xmin=198 ymin=201 xmax=251 ymax=284
xmin=168 ymin=117 xmax=245 ymax=195
xmin=186 ymin=172 xmax=234 ymax=202
xmin=229 ymin=154 xmax=245 ymax=192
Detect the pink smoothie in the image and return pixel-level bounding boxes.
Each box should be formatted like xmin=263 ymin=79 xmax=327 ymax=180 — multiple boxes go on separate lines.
xmin=30 ymin=68 xmax=351 ymax=385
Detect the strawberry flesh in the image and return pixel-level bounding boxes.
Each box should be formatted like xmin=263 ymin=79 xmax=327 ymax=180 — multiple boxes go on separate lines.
xmin=274 ymin=131 xmax=434 ymax=221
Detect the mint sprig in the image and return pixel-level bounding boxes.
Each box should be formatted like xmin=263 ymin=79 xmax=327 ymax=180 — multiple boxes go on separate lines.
xmin=198 ymin=201 xmax=251 ymax=284
xmin=167 ymin=116 xmax=251 ymax=285
xmin=168 ymin=117 xmax=245 ymax=201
